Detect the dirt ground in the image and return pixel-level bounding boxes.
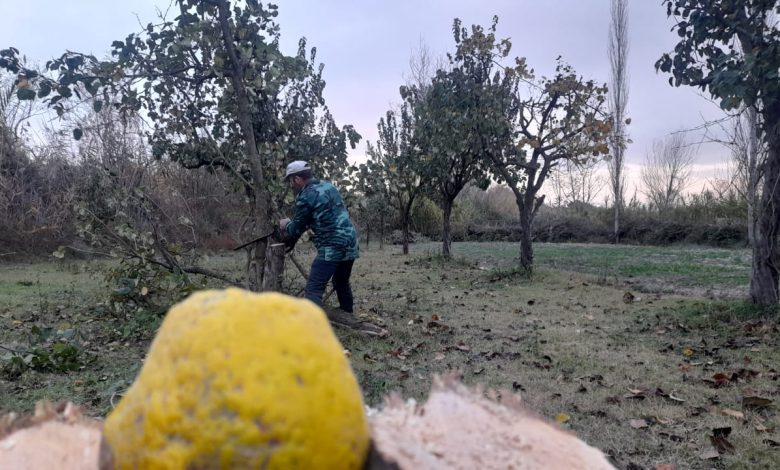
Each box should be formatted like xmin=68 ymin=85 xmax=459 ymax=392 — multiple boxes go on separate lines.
xmin=341 ymin=243 xmax=778 ymax=469
xmin=1 ymin=242 xmax=778 ymax=469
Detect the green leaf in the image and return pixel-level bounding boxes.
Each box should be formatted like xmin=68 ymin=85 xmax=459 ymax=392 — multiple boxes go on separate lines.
xmin=37 ymin=83 xmax=51 ymax=98
xmin=16 ymin=88 xmax=36 ymax=100
xmin=57 ymin=86 xmax=72 ymax=98
xmin=73 ymin=128 xmax=83 ymax=140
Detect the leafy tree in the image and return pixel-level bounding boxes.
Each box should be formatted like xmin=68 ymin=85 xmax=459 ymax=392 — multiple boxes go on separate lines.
xmin=364 ymin=193 xmax=392 ymax=249
xmin=414 ymin=17 xmax=512 ymax=257
xmin=656 ymin=0 xmax=780 ymax=305
xmin=493 ymin=60 xmax=611 ymax=272
xmin=69 ymin=106 xmax=240 ymax=309
xmin=351 ymin=159 xmax=391 ymax=249
xmin=365 ymin=104 xmax=427 ymax=254
xmin=0 ymin=0 xmax=357 ymax=291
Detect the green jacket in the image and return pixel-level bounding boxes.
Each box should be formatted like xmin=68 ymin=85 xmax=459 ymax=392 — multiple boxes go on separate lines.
xmin=285 ymin=180 xmax=359 ymax=261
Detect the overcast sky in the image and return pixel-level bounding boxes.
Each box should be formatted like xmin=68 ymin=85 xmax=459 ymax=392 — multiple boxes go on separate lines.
xmin=2 ymin=0 xmax=733 ymax=198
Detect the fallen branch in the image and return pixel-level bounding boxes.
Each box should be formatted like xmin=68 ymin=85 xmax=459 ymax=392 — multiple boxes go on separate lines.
xmin=323 ymin=306 xmax=387 ymax=337
xmin=288 ymin=253 xmax=309 ymax=279
xmin=179 ymin=265 xmax=244 ymax=287
xmin=134 ymin=254 xmax=243 ymax=287
xmin=0 ymin=344 xmax=30 ymax=355
xmin=59 ymin=246 xmax=112 ymax=257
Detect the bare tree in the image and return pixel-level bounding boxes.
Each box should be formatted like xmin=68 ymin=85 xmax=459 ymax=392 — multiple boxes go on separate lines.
xmin=1 ymin=75 xmax=36 ymax=172
xmin=0 ymin=76 xmax=76 ymax=255
xmin=728 ymin=106 xmax=765 ymax=244
xmin=404 ymin=37 xmax=445 ymax=93
xmin=701 ymin=32 xmax=769 ymax=247
xmin=0 ymin=75 xmax=36 ymax=143
xmin=640 ymin=133 xmax=696 ymax=210
xmin=607 ymin=0 xmax=629 ymax=242
xmin=549 ymin=159 xmax=605 ymax=209
xmin=713 ymin=12 xmax=772 ymax=248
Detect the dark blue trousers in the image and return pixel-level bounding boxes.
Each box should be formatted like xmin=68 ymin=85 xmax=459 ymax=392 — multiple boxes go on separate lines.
xmin=304 ymin=258 xmax=355 ymax=313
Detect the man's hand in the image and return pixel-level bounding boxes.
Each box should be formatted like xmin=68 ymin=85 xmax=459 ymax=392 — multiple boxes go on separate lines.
xmin=284 ymin=237 xmax=297 ymax=253
xmin=279 ymin=218 xmax=291 ymax=231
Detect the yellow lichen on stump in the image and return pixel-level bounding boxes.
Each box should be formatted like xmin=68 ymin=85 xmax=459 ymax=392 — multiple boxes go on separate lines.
xmin=102 ymin=289 xmax=369 ymax=469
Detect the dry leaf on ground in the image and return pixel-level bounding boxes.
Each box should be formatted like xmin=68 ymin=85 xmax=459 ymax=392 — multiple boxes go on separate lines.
xmin=742 ymin=395 xmax=773 ymax=409
xmin=698 ymin=448 xmax=720 ymax=460
xmin=710 ymin=427 xmax=735 ymax=454
xmin=629 ymin=419 xmax=648 ymax=429
xmin=720 ymin=409 xmax=745 ymax=420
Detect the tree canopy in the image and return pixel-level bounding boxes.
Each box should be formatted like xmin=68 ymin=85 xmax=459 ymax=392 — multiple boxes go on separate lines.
xmin=657 ymin=0 xmax=780 ymax=306
xmin=1 ymin=0 xmax=359 ymax=291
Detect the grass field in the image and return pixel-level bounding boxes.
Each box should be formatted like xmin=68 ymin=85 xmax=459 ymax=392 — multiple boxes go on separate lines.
xmin=1 ymin=241 xmax=777 ymax=469
xmin=430 ymin=242 xmax=752 ymax=294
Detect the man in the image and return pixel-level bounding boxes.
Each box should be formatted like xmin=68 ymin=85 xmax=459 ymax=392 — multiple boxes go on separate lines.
xmin=280 ymin=160 xmax=359 ymax=313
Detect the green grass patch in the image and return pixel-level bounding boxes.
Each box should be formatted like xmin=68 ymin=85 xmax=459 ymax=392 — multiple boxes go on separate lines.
xmin=666 ymin=299 xmax=779 ymax=329
xmin=412 ymin=242 xmax=752 ymax=293
xmin=410 ymin=251 xmax=478 ymax=269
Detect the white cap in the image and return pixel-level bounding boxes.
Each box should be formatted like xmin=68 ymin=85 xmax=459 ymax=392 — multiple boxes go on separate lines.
xmin=284 ymin=160 xmax=311 ymax=179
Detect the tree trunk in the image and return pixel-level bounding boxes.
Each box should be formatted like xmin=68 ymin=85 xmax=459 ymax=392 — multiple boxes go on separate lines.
xmin=747 ymin=186 xmax=757 ymax=248
xmin=441 ymin=198 xmax=454 ymax=258
xmin=750 ymin=116 xmax=780 ymax=306
xmin=402 ymin=216 xmax=410 ymax=255
xmin=519 ymin=206 xmax=534 ymax=273
xmin=365 ymin=222 xmax=370 ymax=249
xmin=216 ymin=0 xmax=275 ymax=291
xmin=379 ymin=210 xmax=385 ymax=250
xmin=401 ymin=197 xmax=415 ymax=255
xmin=746 ymin=106 xmax=759 ymax=247
xmin=248 ymin=238 xmax=267 ymax=291
xmin=613 ymin=202 xmax=620 ymax=244
xmin=262 ymin=243 xmax=286 ymax=291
